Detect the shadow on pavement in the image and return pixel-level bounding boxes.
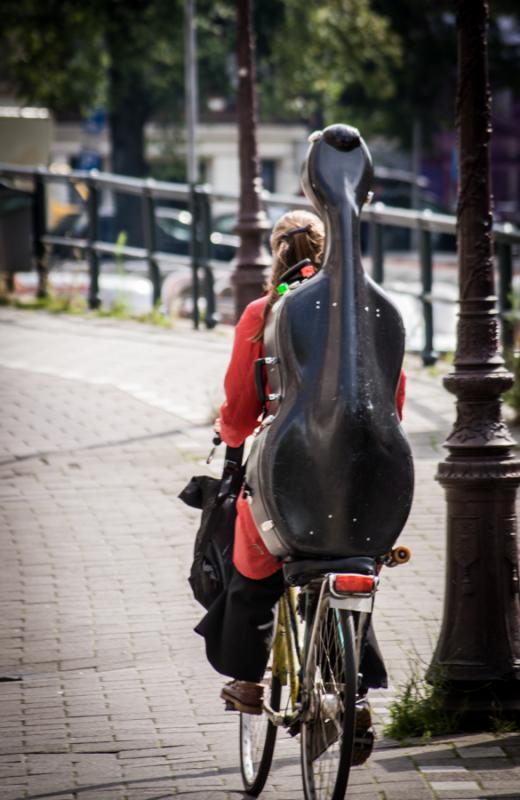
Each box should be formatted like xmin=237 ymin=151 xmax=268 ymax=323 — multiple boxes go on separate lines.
xmin=22 ymin=754 xmax=303 ymax=800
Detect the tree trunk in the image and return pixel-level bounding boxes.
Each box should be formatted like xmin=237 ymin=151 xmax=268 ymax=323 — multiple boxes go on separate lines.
xmin=106 ymin=19 xmax=151 ymax=248
xmin=109 ymin=90 xmax=148 ymax=179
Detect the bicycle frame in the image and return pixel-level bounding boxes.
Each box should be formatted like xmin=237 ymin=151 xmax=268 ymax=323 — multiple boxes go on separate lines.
xmin=265 ymin=573 xmax=376 ymax=729
xmin=265 ymin=588 xmax=302 ymax=727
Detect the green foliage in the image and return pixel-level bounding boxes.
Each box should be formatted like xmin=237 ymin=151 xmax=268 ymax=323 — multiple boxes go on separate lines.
xmin=384 ymin=666 xmax=462 ymax=741
xmin=96 ymin=298 xmax=131 ymax=319
xmin=0 ymin=0 xmax=185 ymax=116
xmin=114 ymin=231 xmax=128 ymax=273
xmin=490 ymin=712 xmax=519 ymax=735
xmin=196 ymin=1 xmax=236 ymax=104
xmin=503 ymin=349 xmax=520 ymax=424
xmin=0 ymin=291 xmax=170 ymax=328
xmin=264 ymin=0 xmax=403 ymax=131
xmin=94 ymin=297 xmax=170 ymax=327
xmin=104 ymin=0 xmax=184 ymax=119
xmin=11 ymin=293 xmax=87 ymax=314
xmin=135 ymin=303 xmax=171 ymax=327
xmin=1 ymin=0 xmax=107 ymax=113
xmin=369 ymin=0 xmax=457 ymax=145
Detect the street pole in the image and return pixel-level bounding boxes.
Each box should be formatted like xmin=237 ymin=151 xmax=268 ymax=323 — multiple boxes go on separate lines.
xmin=184 ymin=0 xmax=200 ymax=328
xmin=184 ymin=0 xmax=198 ymax=187
xmin=428 ymin=0 xmax=520 ymax=717
xmin=234 ymin=0 xmax=270 ymax=321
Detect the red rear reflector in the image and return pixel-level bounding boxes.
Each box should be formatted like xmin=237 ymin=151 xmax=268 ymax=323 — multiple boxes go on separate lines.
xmin=334 ymin=574 xmax=375 ymax=594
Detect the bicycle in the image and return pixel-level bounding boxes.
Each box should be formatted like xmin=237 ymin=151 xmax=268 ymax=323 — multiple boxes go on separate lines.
xmin=236 ymin=545 xmax=411 ymax=799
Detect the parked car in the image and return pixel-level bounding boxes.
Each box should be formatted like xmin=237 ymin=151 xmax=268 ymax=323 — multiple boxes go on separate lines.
xmin=48 ymin=206 xmax=239 ymax=262
xmin=155 ymin=207 xmax=240 ymax=261
xmin=213 ymin=206 xmax=288 ymax=252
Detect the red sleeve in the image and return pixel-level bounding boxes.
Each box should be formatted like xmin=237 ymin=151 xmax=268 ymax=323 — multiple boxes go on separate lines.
xmin=396 ymin=369 xmax=406 ymax=420
xmin=219 ymin=299 xmax=266 ymax=447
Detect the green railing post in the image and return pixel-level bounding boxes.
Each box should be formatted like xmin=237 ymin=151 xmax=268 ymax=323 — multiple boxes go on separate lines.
xmin=420 ymin=227 xmax=437 ymax=365
xmin=86 ymin=178 xmax=101 ymax=310
xmin=34 ymin=171 xmax=48 ymax=299
xmin=497 ymin=241 xmax=514 ymax=352
xmin=197 ymin=189 xmax=217 ymax=329
xmin=370 ymin=220 xmax=384 ymax=284
xmin=142 ymin=181 xmax=161 ymax=306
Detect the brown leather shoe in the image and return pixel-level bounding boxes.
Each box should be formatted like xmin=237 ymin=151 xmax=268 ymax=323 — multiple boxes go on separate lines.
xmin=221 ymin=680 xmax=264 ymax=715
xmin=308 ymin=698 xmax=374 ymax=763
xmin=351 ymin=698 xmax=375 ymax=766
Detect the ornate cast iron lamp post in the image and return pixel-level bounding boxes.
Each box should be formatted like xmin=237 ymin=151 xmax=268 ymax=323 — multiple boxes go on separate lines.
xmin=234 ymin=0 xmax=270 ymax=320
xmin=428 ymin=0 xmax=520 ymax=714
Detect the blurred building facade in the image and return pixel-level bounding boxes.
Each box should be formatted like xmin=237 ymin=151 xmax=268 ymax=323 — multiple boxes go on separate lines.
xmin=51 ymin=117 xmax=308 ymax=197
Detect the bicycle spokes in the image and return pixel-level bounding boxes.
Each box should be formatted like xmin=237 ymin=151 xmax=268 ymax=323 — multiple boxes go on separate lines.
xmin=301 ymin=596 xmax=356 ymax=800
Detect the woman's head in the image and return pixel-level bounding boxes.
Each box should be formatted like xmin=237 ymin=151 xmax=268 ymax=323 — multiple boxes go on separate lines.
xmin=252 ymin=209 xmax=325 ymax=340
xmin=269 ymin=210 xmax=325 ymax=291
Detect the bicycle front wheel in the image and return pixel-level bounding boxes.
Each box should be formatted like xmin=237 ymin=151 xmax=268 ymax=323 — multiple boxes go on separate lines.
xmin=301 ymin=594 xmax=357 ymax=800
xmin=239 ymin=668 xmax=281 ymax=797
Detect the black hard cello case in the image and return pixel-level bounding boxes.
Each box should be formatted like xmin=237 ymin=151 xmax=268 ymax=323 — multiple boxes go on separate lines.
xmin=246 ymin=124 xmax=414 ymax=560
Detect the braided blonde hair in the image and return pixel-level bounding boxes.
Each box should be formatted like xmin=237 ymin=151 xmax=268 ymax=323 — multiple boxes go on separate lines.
xmin=253 ymin=209 xmax=325 ymax=341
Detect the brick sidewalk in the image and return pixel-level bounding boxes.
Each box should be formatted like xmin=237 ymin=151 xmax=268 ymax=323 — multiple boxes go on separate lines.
xmin=1 ymin=307 xmax=520 ymax=800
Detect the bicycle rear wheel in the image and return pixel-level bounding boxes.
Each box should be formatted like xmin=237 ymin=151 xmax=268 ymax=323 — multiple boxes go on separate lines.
xmin=301 ymin=593 xmax=357 ymax=800
xmin=239 ymin=668 xmax=281 ymax=796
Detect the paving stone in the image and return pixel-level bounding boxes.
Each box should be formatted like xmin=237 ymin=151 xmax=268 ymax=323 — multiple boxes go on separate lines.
xmin=420 ymin=765 xmax=469 ymax=773
xmin=429 ymin=782 xmax=481 ymax=792
xmin=382 ymin=780 xmax=434 ymax=799
xmin=456 ymin=745 xmax=507 ymax=759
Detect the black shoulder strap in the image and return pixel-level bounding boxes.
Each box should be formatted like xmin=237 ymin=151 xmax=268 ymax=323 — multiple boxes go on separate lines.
xmin=224 ymin=443 xmax=244 ymax=468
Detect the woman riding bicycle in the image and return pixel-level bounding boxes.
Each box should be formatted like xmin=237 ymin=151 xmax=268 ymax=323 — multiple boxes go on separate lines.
xmin=195 ymin=208 xmax=405 ymax=761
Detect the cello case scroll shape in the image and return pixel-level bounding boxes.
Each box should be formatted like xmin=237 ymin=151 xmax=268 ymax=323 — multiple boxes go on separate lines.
xmin=246 ymin=124 xmax=414 ymax=560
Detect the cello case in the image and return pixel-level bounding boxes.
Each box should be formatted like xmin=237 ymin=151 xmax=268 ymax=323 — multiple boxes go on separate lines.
xmin=246 ymin=123 xmax=414 ymax=560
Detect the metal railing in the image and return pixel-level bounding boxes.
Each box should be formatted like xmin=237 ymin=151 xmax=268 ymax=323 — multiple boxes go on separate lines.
xmin=1 ymin=162 xmax=519 ymax=363
xmin=0 ymin=164 xmax=218 ymax=326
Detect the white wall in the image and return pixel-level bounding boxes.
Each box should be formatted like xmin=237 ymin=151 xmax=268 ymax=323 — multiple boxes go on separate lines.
xmin=50 ymin=119 xmax=309 ymax=199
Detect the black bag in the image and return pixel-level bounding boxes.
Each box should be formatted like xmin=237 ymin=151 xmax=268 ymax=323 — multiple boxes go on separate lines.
xmin=179 ymin=444 xmax=245 ymax=609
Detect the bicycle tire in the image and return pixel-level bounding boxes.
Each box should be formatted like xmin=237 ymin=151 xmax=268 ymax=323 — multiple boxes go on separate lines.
xmin=300 ymin=594 xmax=357 ymax=800
xmin=239 ymin=670 xmax=281 ymax=796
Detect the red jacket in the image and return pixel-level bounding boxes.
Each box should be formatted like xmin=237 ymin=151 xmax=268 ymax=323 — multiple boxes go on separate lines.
xmin=220 ymin=295 xmax=406 ymax=580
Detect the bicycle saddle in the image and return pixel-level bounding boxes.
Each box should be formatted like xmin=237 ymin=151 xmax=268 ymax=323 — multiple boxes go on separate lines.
xmin=283 ymin=556 xmax=376 ymax=587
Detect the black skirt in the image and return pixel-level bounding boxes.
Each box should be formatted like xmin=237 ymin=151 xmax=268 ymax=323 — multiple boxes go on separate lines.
xmin=195 ymin=565 xmax=388 ymax=690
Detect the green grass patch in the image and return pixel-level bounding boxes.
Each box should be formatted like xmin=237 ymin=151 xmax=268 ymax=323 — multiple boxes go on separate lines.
xmin=134 ymin=305 xmax=172 ymax=328
xmin=95 ymin=297 xmax=132 ymax=320
xmin=439 ymin=351 xmax=454 ymax=365
xmin=384 ymin=666 xmax=463 ymax=741
xmin=0 ymin=292 xmax=171 ymax=329
xmin=490 ymin=712 xmax=519 ymax=735
xmin=11 ymin=294 xmax=87 ymax=314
